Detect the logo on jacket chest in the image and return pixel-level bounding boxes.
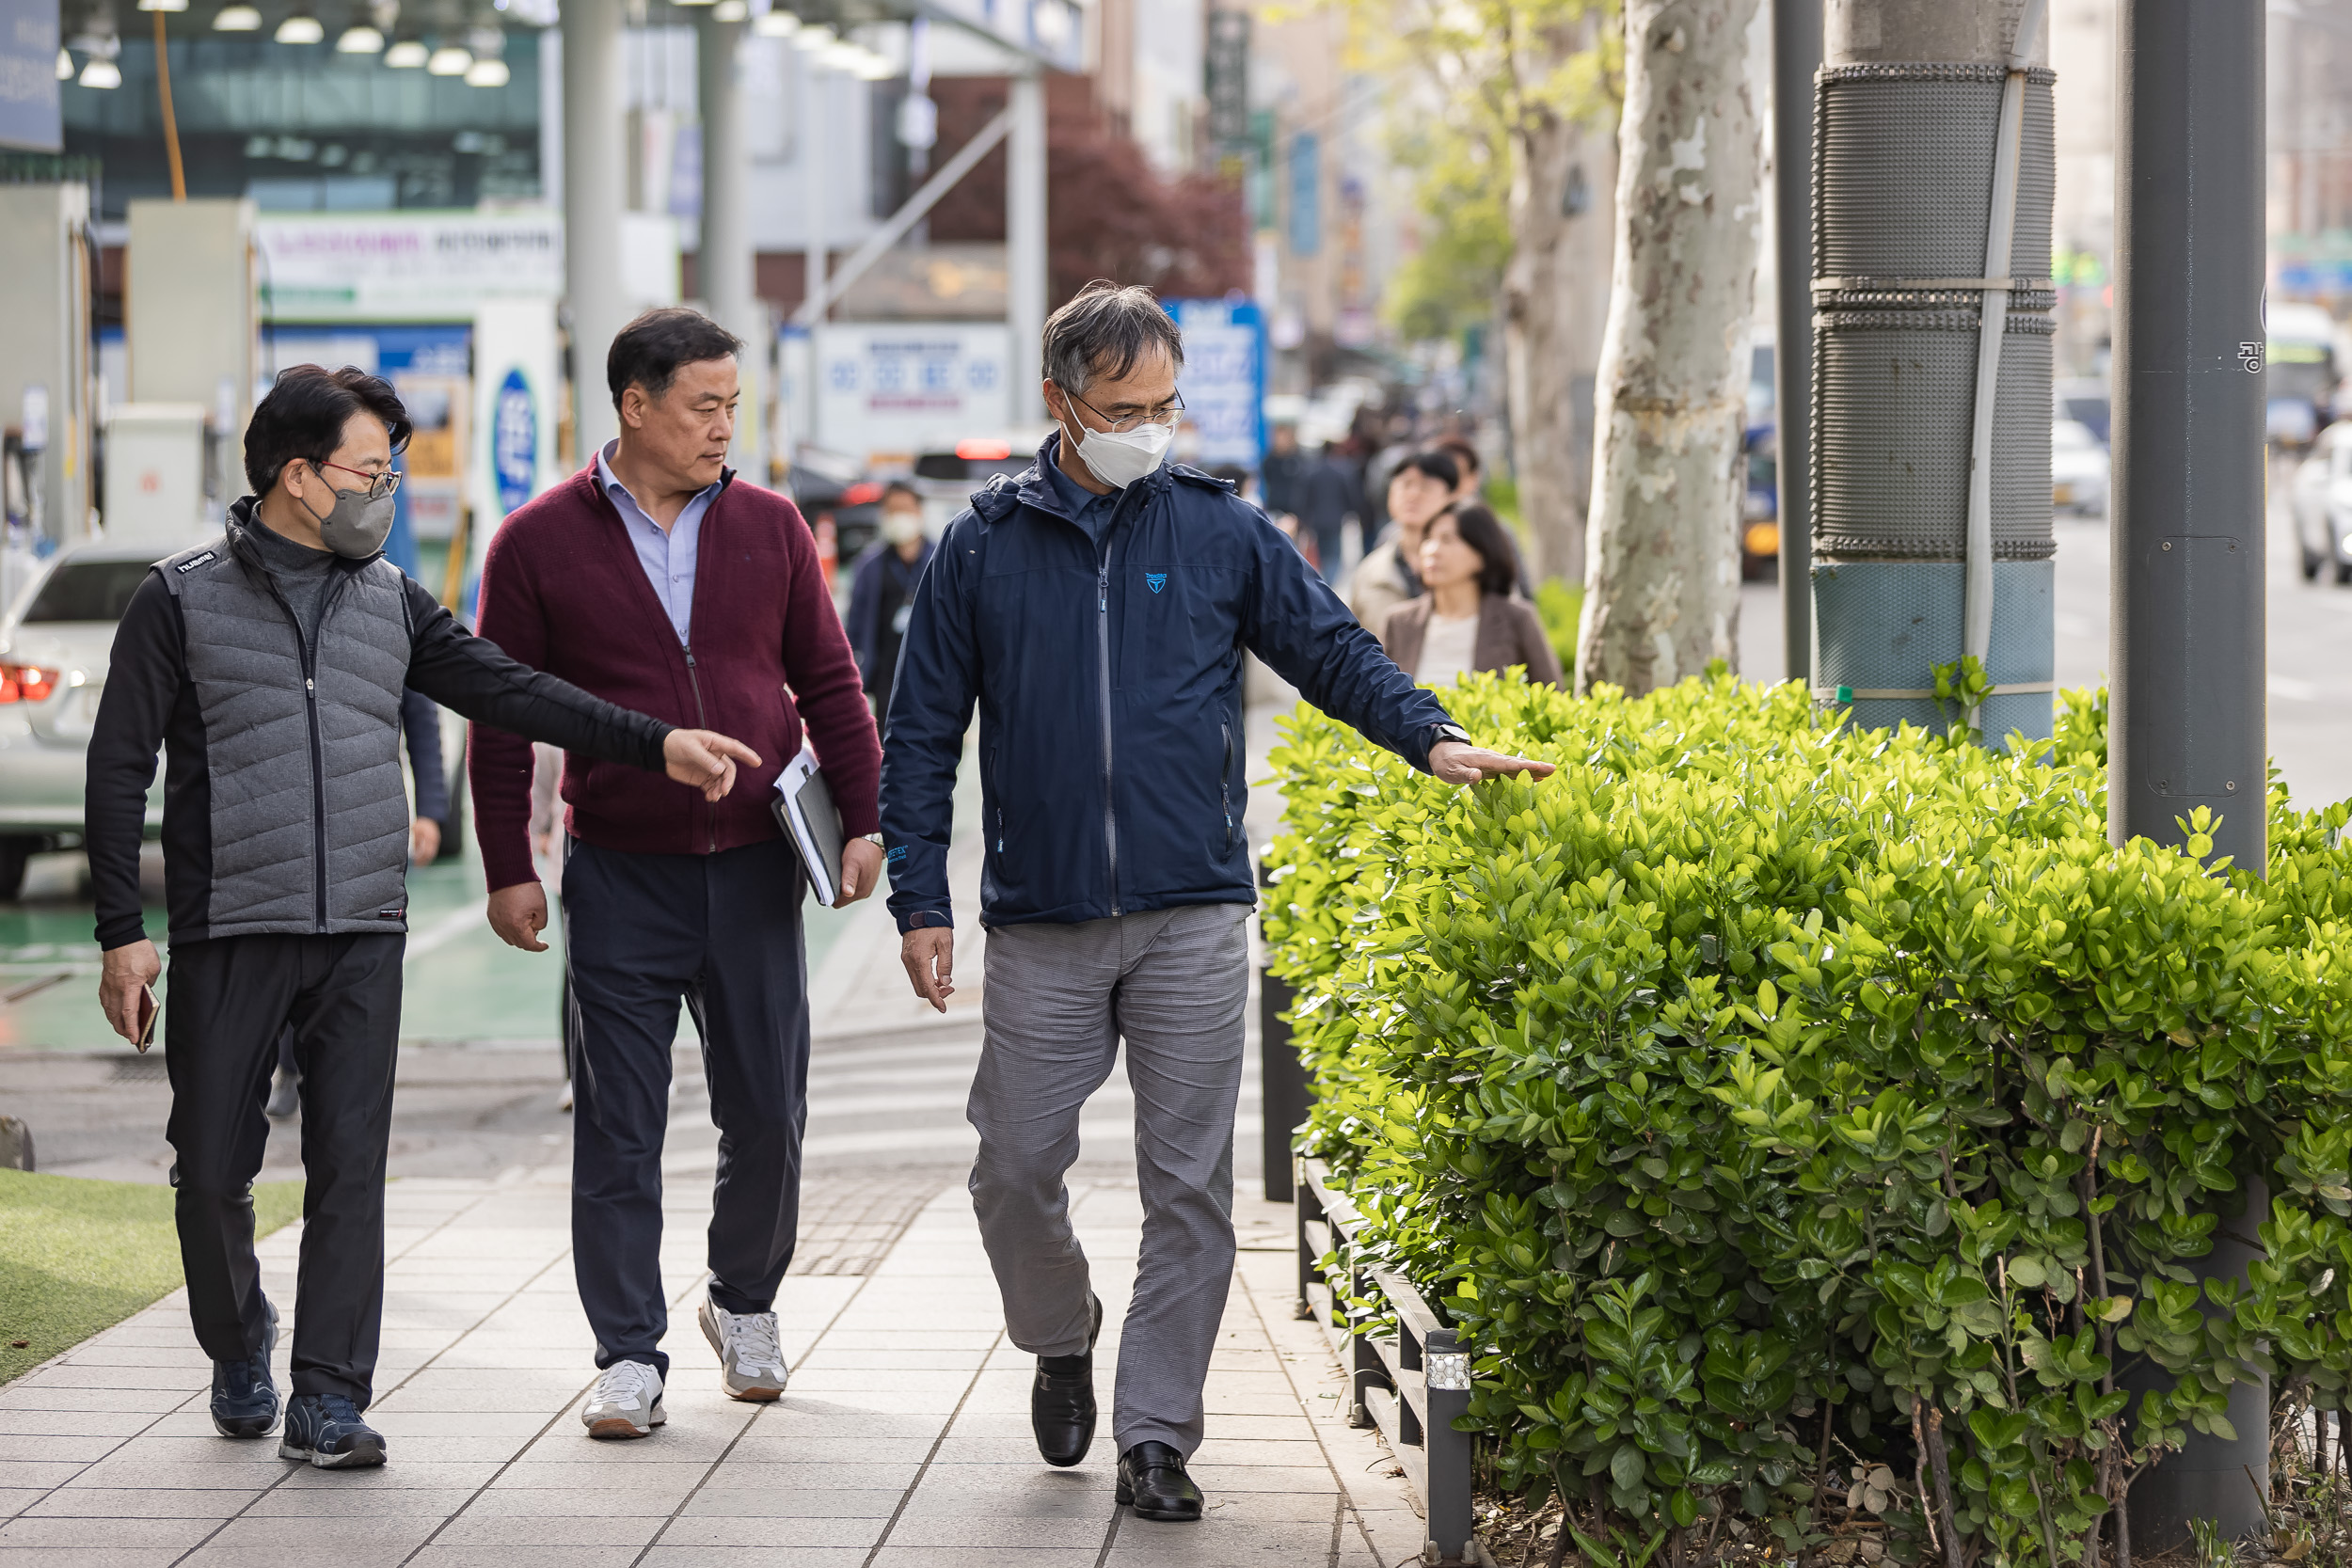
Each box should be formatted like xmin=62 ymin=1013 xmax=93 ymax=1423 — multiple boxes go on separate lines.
xmin=1145 ymin=573 xmax=1168 ymax=594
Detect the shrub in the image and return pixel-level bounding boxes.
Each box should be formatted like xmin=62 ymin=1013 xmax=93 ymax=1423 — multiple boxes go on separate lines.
xmin=1262 ymin=671 xmax=2352 ymax=1563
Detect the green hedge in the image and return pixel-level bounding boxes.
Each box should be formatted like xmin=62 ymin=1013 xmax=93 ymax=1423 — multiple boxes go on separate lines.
xmin=1263 ymin=672 xmax=2352 ymax=1562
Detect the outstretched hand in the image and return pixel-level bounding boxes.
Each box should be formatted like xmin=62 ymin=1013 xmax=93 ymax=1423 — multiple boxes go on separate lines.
xmin=1428 ymin=739 xmax=1555 ymax=785
xmin=663 ymin=729 xmax=762 ymax=801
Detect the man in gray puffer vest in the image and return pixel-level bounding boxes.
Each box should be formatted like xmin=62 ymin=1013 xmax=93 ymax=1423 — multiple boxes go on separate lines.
xmin=87 ymin=364 xmax=759 ymax=1469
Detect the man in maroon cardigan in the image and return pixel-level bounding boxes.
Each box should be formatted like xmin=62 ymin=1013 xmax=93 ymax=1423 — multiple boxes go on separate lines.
xmin=471 ymin=309 xmax=883 ymax=1439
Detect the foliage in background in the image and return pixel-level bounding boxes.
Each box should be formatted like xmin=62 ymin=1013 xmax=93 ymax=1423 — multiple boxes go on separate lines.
xmin=1312 ymin=0 xmax=1622 ymax=350
xmin=0 ymin=1170 xmax=304 ymax=1386
xmin=1534 ymin=579 xmax=1583 ymax=674
xmin=1263 ymin=673 xmax=2352 ymax=1563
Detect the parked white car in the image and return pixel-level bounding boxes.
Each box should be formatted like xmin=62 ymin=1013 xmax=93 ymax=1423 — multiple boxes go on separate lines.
xmin=2293 ymin=420 xmax=2352 ymax=585
xmin=0 ymin=544 xmax=167 ymax=897
xmin=2051 ymin=419 xmax=2110 ymax=516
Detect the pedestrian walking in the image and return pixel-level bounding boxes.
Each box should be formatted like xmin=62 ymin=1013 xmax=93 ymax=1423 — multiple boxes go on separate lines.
xmin=1349 ymin=447 xmax=1460 ymax=629
xmin=470 ymin=308 xmax=884 ymax=1440
xmin=1295 ymin=440 xmax=1364 ymax=579
xmin=1378 ymin=504 xmax=1561 ymax=687
xmin=87 ymin=364 xmax=758 ymax=1469
xmin=844 ymin=482 xmax=934 ymax=721
xmin=880 ymin=281 xmax=1551 ymax=1522
xmin=1258 ymin=423 xmax=1309 ymax=521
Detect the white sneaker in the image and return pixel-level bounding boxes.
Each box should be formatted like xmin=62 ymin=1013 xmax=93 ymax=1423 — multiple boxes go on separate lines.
xmin=699 ymin=1295 xmax=789 ymax=1402
xmin=580 ymin=1360 xmax=664 ymax=1438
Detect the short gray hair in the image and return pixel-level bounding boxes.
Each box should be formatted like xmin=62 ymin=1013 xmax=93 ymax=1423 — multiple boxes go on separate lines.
xmin=1041 ymin=280 xmax=1185 ymax=394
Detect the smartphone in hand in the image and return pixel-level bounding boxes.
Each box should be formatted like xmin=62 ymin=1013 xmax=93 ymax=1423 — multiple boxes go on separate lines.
xmin=135 ymin=986 xmax=158 ymax=1053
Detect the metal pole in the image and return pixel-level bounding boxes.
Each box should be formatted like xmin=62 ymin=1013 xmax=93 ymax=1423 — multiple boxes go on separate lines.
xmin=563 ymin=0 xmax=628 ymax=462
xmin=2110 ymin=0 xmax=2266 ymax=874
xmin=697 ymin=8 xmax=763 ymax=478
xmin=1772 ymin=0 xmax=1819 ymax=684
xmin=1007 ymin=68 xmax=1048 ymax=422
xmin=2112 ymin=0 xmax=2268 ymax=1551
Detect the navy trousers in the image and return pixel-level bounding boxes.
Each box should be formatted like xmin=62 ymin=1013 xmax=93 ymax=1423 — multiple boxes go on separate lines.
xmin=561 ymin=834 xmax=810 ymax=1375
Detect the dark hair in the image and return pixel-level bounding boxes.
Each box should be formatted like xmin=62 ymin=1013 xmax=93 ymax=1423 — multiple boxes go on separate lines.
xmin=607 ymin=307 xmax=743 ymax=411
xmin=1435 ymin=436 xmax=1481 ymax=479
xmin=1440 ymin=504 xmax=1518 ymax=597
xmin=881 ymin=481 xmax=921 ymax=507
xmin=1392 ymin=448 xmax=1461 ymax=492
xmin=1209 ymin=464 xmax=1249 ymax=488
xmin=244 ymin=364 xmax=412 ymax=495
xmin=1041 ymin=280 xmax=1185 ymax=392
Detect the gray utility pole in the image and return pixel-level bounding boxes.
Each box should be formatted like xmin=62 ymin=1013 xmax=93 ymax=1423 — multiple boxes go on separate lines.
xmin=1808 ymin=1 xmax=2055 ymax=745
xmin=697 ymin=8 xmax=767 ymax=479
xmin=1772 ymin=0 xmax=1820 ymax=684
xmin=2110 ymin=0 xmax=2269 ymax=1546
xmin=562 ymin=0 xmax=628 ymax=461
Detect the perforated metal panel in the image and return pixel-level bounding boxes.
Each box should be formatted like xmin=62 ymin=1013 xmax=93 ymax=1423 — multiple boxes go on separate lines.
xmin=1809 ymin=61 xmax=2057 ymax=567
xmin=1811 ymin=558 xmax=2055 ymax=745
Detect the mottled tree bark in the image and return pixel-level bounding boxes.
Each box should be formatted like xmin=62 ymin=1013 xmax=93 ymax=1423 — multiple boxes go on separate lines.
xmin=1576 ymin=0 xmax=1766 ymax=693
xmin=1503 ymin=103 xmax=1615 ymax=590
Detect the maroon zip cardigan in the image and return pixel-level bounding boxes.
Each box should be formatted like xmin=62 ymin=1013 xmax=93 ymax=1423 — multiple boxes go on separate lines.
xmin=469 ymin=464 xmax=882 ymax=894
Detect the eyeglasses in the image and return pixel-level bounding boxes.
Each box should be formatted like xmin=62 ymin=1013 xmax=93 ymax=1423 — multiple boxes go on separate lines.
xmin=1063 ymin=387 xmax=1184 ymax=436
xmin=312 ymin=459 xmax=402 ymax=500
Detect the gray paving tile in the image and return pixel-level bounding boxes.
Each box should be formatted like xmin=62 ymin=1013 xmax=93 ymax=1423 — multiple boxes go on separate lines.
xmin=407 ymin=1547 xmax=644 ymax=1568
xmin=676 ymin=1487 xmax=904 ymax=1519
xmin=18 ymin=1493 xmax=249 ymax=1521
xmin=638 ymin=1551 xmax=867 ymax=1567
xmin=880 ymin=1514 xmax=1112 ymax=1548
xmin=430 ymin=1514 xmax=666 ymax=1547
xmin=649 ymin=1516 xmax=885 ymax=1549
xmin=0 ymin=1549 xmax=185 ymax=1567
xmin=0 ymin=1519 xmax=218 ymax=1550
xmin=867 ymin=1550 xmax=1107 ymax=1567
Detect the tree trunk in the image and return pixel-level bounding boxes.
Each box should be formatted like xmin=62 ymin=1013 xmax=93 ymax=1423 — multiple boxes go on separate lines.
xmin=1576 ymin=0 xmax=1766 ymax=694
xmin=1504 ymin=104 xmax=1616 ymax=590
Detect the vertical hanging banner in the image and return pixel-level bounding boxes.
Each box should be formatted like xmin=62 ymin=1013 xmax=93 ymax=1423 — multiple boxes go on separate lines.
xmin=1167 ymin=298 xmax=1266 ymax=471
xmin=1287 ymin=134 xmax=1322 ymax=259
xmin=468 ymin=298 xmax=562 ymax=615
xmin=0 ymin=0 xmax=60 ymax=153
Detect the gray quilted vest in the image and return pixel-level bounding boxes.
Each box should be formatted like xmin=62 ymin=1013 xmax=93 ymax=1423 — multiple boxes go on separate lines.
xmin=160 ymin=526 xmax=416 ymax=941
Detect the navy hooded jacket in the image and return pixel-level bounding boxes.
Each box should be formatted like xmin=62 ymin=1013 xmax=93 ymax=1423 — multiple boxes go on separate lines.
xmin=880 ymin=436 xmax=1455 ymax=932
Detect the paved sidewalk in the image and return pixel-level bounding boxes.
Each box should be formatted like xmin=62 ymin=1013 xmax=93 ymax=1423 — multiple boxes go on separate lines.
xmin=0 ymin=1146 xmax=1432 ymax=1568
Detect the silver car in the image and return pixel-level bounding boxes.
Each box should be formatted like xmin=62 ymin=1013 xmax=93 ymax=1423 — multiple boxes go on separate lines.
xmin=0 ymin=544 xmax=167 ymax=897
xmin=2292 ymin=420 xmax=2352 ymax=585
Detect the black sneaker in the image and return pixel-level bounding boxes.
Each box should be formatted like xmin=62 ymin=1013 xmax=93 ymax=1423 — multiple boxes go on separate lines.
xmin=210 ymin=1299 xmax=280 ymax=1438
xmin=279 ymin=1393 xmax=387 ymax=1468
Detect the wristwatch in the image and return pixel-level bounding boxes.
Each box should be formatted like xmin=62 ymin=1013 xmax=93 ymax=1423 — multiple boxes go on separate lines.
xmin=1429 ymin=723 xmax=1470 ymax=749
xmin=860 ymin=832 xmax=884 ymax=847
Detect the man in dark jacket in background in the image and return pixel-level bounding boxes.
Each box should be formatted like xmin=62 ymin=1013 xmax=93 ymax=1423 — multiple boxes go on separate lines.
xmin=844 ymin=481 xmax=933 ymax=720
xmin=881 ymin=282 xmax=1549 ymax=1523
xmin=472 ymin=309 xmax=884 ymax=1441
xmin=88 ymin=364 xmax=758 ymax=1470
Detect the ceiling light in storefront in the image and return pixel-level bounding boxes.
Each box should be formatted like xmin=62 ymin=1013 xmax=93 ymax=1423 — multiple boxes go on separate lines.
xmin=275 ymin=10 xmax=325 ymax=41
xmin=384 ymin=36 xmax=426 ymax=64
xmin=336 ymin=22 xmax=382 ymax=49
xmin=213 ymin=3 xmax=262 ymax=27
xmin=711 ymin=0 xmax=746 ymax=19
xmin=79 ymin=55 xmax=121 ymax=86
xmin=850 ymin=53 xmax=894 ymax=80
xmin=55 ymin=47 xmax=72 ymax=77
xmin=751 ymin=8 xmax=793 ymax=35
xmin=819 ymin=39 xmax=865 ymax=71
xmin=671 ymin=0 xmax=714 ymax=8
xmin=426 ymin=43 xmax=471 ymax=71
xmin=138 ymin=0 xmax=191 ymax=13
xmin=790 ymin=24 xmax=832 ymax=51
xmin=464 ymin=55 xmax=507 ymax=85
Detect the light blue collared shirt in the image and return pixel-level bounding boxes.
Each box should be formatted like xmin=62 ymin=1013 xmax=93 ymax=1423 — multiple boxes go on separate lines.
xmin=596 ymin=440 xmax=721 ymax=646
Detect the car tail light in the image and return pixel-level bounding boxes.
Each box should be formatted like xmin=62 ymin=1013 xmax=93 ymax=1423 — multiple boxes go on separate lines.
xmin=0 ymin=666 xmax=60 ymax=704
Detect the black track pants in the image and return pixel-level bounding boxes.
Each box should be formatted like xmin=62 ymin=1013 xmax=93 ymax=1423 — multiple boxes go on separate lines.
xmin=562 ymin=835 xmax=809 ymax=1376
xmin=164 ymin=932 xmax=404 ymax=1405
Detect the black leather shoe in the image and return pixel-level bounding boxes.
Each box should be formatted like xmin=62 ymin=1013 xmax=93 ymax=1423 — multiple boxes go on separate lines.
xmin=210 ymin=1299 xmax=280 ymax=1438
xmin=1031 ymin=1292 xmax=1103 ymax=1466
xmin=1118 ymin=1441 xmax=1203 ymax=1522
xmin=279 ymin=1393 xmax=387 ymax=1468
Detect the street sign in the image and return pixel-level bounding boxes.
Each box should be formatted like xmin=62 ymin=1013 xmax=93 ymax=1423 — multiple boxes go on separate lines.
xmin=1206 ymin=10 xmax=1250 ymax=152
xmin=0 ymin=0 xmax=59 ymax=153
xmin=815 ymin=323 xmax=1013 ymax=463
xmin=1167 ymin=298 xmax=1266 ymax=471
xmin=256 ymin=211 xmax=564 ymax=322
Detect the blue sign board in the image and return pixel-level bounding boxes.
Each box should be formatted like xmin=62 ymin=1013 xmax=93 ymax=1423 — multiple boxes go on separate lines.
xmin=1287 ymin=134 xmax=1321 ymax=259
xmin=0 ymin=0 xmax=60 ymax=153
xmin=493 ymin=367 xmax=537 ymax=518
xmin=1167 ymin=297 xmax=1267 ymax=471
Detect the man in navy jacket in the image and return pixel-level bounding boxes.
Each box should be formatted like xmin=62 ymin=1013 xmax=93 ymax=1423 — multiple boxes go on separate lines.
xmin=880 ymin=282 xmax=1549 ymax=1522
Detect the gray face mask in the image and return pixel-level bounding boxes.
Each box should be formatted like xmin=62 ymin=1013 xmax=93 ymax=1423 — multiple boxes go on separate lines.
xmin=305 ymin=485 xmax=396 ymax=559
